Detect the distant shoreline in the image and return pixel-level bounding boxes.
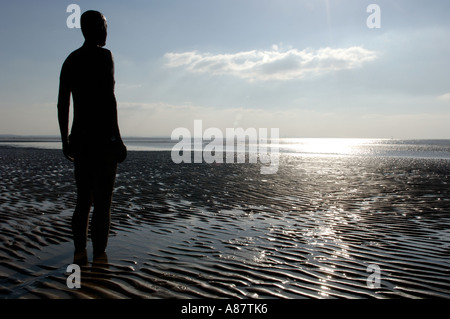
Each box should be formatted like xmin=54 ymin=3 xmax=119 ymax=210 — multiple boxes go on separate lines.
xmin=2 ymin=137 xmax=450 ymax=160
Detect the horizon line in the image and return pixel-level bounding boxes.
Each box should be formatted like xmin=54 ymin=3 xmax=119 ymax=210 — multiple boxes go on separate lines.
xmin=1 ymin=134 xmax=450 ymax=141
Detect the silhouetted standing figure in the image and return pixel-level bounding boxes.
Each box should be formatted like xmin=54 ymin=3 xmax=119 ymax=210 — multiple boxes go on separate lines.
xmin=57 ymin=10 xmax=126 ymax=260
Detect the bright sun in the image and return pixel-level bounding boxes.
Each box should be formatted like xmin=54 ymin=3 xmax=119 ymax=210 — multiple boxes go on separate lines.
xmin=283 ymin=138 xmax=375 ymax=156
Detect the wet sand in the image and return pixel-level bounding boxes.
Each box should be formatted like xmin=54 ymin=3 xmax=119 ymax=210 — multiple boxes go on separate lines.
xmin=1 ymin=146 xmax=450 ymax=299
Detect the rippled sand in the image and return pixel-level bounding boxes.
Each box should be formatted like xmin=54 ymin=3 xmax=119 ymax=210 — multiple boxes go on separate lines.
xmin=1 ymin=146 xmax=449 ymax=299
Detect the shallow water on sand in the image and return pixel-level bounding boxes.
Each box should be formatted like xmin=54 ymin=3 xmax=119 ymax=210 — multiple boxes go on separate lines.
xmin=1 ymin=147 xmax=450 ymax=298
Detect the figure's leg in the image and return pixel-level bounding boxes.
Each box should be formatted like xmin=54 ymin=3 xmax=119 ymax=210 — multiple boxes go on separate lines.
xmin=72 ymin=157 xmax=93 ymax=252
xmin=91 ymin=158 xmax=117 ymax=256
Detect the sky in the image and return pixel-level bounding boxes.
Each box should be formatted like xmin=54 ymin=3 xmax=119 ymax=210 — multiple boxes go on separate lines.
xmin=1 ymin=0 xmax=450 ymax=138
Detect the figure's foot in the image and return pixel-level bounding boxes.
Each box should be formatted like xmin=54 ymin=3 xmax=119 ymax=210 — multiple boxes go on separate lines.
xmin=93 ymin=250 xmax=108 ymax=264
xmin=73 ymin=249 xmax=88 ymax=266
xmin=93 ymin=247 xmax=107 ymax=260
xmin=92 ymin=251 xmax=109 ymax=275
xmin=92 ymin=239 xmax=107 ymax=260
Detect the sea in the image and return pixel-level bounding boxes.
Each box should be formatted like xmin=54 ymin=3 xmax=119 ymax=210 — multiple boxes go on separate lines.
xmin=1 ymin=136 xmax=450 ymax=159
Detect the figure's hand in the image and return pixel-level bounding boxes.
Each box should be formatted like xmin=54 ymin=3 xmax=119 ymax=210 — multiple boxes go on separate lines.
xmin=116 ymin=141 xmax=127 ymax=163
xmin=62 ymin=142 xmax=74 ymax=162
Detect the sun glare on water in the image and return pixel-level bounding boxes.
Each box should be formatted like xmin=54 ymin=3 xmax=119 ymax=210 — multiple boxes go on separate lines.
xmin=281 ymin=138 xmax=377 ymax=156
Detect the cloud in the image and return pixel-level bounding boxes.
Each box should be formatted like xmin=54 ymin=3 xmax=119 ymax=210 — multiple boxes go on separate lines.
xmin=164 ymin=46 xmax=378 ymax=81
xmin=437 ymin=93 xmax=450 ymax=101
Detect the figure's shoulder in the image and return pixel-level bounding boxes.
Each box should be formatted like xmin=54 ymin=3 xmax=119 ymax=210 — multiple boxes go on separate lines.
xmin=98 ymin=47 xmax=111 ymax=54
xmin=63 ymin=47 xmax=84 ymax=64
xmin=97 ymin=47 xmax=114 ymax=65
xmin=62 ymin=46 xmax=113 ymax=69
xmin=98 ymin=47 xmax=113 ymax=59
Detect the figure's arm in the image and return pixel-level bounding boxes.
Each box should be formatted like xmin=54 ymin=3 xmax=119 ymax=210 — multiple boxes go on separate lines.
xmin=109 ymin=52 xmax=121 ymax=138
xmin=57 ymin=61 xmax=74 ymax=162
xmin=108 ymin=51 xmax=127 ymax=162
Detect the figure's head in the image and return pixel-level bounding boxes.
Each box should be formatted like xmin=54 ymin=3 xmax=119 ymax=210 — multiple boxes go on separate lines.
xmin=81 ymin=10 xmax=107 ymax=47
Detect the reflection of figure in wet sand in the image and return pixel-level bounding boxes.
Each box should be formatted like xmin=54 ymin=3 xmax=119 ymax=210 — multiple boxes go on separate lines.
xmin=57 ymin=10 xmax=126 ymax=263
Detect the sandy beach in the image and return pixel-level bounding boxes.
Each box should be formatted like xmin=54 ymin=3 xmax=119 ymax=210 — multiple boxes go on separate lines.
xmin=1 ymin=145 xmax=450 ymax=299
